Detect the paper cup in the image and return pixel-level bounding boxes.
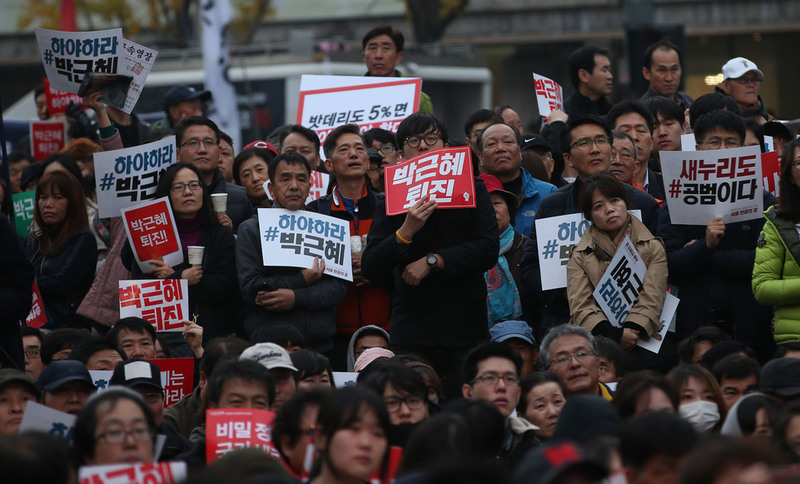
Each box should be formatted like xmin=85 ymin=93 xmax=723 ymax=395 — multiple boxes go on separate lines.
xmin=350 ymin=235 xmax=363 ymax=256
xmin=211 ymin=193 xmax=228 ymax=212
xmin=187 ymin=246 xmax=205 ymax=265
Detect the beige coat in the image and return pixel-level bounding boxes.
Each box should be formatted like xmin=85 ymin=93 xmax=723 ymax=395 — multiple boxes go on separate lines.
xmin=566 ymin=215 xmax=667 ymax=338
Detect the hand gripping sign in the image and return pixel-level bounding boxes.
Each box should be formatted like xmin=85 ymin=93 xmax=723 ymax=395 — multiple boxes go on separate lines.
xmin=206 ymin=408 xmax=279 ymax=464
xmin=121 ymin=197 xmax=184 ymax=273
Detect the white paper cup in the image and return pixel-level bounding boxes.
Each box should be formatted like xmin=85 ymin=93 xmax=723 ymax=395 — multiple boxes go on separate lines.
xmin=187 ymin=246 xmax=205 ymax=265
xmin=211 ymin=193 xmax=228 ymax=212
xmin=350 ymin=235 xmax=363 ymax=256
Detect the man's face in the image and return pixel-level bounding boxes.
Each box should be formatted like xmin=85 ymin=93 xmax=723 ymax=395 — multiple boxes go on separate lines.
xmin=643 ymin=47 xmax=682 ymax=97
xmin=9 ymin=160 xmax=31 ymax=194
xmin=218 ymin=139 xmax=235 ymax=183
xmin=722 ymin=71 xmax=762 ymax=107
xmin=324 ymin=133 xmax=368 ymax=180
xmin=719 ymin=375 xmax=759 ymax=412
xmin=177 ymin=125 xmax=220 ymax=177
xmin=467 ymin=121 xmax=492 ymax=154
xmin=582 ymin=54 xmax=613 ymax=98
xmin=696 ymin=127 xmax=743 ymax=151
xmin=169 ymin=98 xmax=203 ymax=124
xmin=613 ymin=112 xmax=653 ymax=165
xmin=89 ymin=399 xmax=154 ymax=465
xmin=382 ymin=382 xmax=428 ymax=425
xmin=461 ymin=356 xmax=521 ymax=419
xmin=653 ymin=113 xmax=684 ymax=152
xmin=117 ymin=329 xmax=157 ymax=359
xmin=132 ymin=386 xmax=165 ymax=428
xmin=598 ymin=355 xmax=618 ymax=384
xmin=44 ymin=381 xmax=94 ymax=415
xmin=401 ymin=127 xmax=446 ymax=160
xmin=479 ymin=123 xmax=522 ymax=181
xmin=282 ymin=132 xmax=321 ymax=169
xmin=371 ymin=140 xmax=398 ymax=165
xmin=354 ymin=335 xmax=389 ymax=363
xmin=500 ymin=108 xmax=523 ymax=134
xmin=563 ymin=123 xmax=612 ymax=181
xmin=22 ymin=335 xmax=43 ymax=379
xmin=0 ymin=383 xmax=36 ymax=436
xmin=269 ymin=369 xmax=296 ymax=412
xmin=610 ymin=137 xmax=639 ymax=185
xmin=362 ymin=34 xmax=403 ymax=77
xmin=36 ymin=92 xmax=49 ymax=120
xmin=547 ymin=334 xmax=600 ymax=397
xmin=267 ymin=161 xmax=310 ymax=210
xmin=86 ymin=349 xmax=124 ymax=371
xmin=210 ymin=377 xmax=271 ymax=410
xmin=507 ymin=339 xmax=537 ymax=378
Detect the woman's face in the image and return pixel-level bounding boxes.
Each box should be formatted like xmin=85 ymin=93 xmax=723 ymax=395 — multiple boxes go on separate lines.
xmin=753 ymin=407 xmax=772 ymax=438
xmin=790 ymin=147 xmax=800 ymax=187
xmin=523 ymin=382 xmax=565 ymax=440
xmin=634 ymin=387 xmax=676 ymax=416
xmin=38 ymin=184 xmax=69 ymax=227
xmin=680 ymin=376 xmax=715 ymax=404
xmin=323 ymin=407 xmax=387 ymax=481
xmin=170 ymin=168 xmax=204 ymax=219
xmin=239 ymin=156 xmax=270 ymax=201
xmin=490 ymin=193 xmax=511 ymax=232
xmin=590 ymin=189 xmax=627 ymax=237
xmin=297 ymin=370 xmax=333 ymax=393
xmin=89 ymin=399 xmax=154 ymax=465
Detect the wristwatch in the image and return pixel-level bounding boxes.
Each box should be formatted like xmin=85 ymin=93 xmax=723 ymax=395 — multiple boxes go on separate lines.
xmin=426 ymin=253 xmax=439 ymax=270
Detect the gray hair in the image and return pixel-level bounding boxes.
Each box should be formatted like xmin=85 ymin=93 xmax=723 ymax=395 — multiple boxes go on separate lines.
xmin=539 ymin=325 xmax=599 ymax=369
xmin=611 ymin=130 xmax=638 ymax=161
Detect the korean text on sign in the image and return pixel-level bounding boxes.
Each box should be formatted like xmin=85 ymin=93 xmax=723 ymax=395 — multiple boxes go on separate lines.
xmin=30 ymin=120 xmax=67 ymax=161
xmin=592 ymin=236 xmax=647 ymax=327
xmin=532 ymin=73 xmax=563 ymax=121
xmin=306 ymin=170 xmax=331 ymax=204
xmin=26 ymin=280 xmax=48 ymax=329
xmin=119 ymin=279 xmax=189 ymax=332
xmin=121 ymin=197 xmax=183 ymax=273
xmin=119 ymin=38 xmax=158 ymax=114
xmin=152 ymin=357 xmax=195 ymax=408
xmin=535 ymin=213 xmax=591 ymax=290
xmin=19 ymin=401 xmax=76 ymax=442
xmin=257 ymin=209 xmax=353 ymax=282
xmin=12 ymin=190 xmax=36 ymax=238
xmin=35 ymin=28 xmax=122 ymax=94
xmin=43 ymin=77 xmax=84 ymax=116
xmin=78 ymin=462 xmax=187 ymax=484
xmin=384 ymin=146 xmax=476 ymax=215
xmin=660 ymin=146 xmax=763 ymax=225
xmin=206 ymin=408 xmax=279 ymax=464
xmin=95 ymin=136 xmax=177 ymax=218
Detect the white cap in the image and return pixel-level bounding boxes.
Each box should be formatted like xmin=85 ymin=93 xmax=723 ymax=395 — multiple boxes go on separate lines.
xmin=722 ymin=57 xmax=763 ymax=80
xmin=240 ymin=343 xmax=298 ymax=372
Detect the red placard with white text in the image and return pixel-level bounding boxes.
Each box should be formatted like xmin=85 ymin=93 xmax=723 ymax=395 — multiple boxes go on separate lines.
xmin=118 ymin=279 xmax=188 ymax=332
xmin=78 ymin=461 xmax=186 ymax=484
xmin=150 ymin=357 xmax=194 ymax=408
xmin=43 ymin=77 xmax=85 ymax=115
xmin=762 ymin=150 xmax=780 ymax=200
xmin=368 ymin=446 xmax=403 ymax=484
xmin=206 ymin=408 xmax=279 ymax=464
xmin=121 ymin=197 xmax=183 ymax=273
xmin=26 ymin=280 xmax=48 ymax=328
xmin=30 ymin=120 xmax=67 ymax=161
xmin=384 ymin=146 xmax=475 ymax=215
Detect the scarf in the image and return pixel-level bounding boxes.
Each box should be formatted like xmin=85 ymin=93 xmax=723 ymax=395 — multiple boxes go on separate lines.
xmin=485 ymin=225 xmax=522 ymax=326
xmin=175 ymin=215 xmax=203 ymax=254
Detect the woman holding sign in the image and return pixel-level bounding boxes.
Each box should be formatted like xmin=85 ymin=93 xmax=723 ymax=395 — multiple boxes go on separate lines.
xmin=121 ymin=162 xmax=239 ymax=343
xmin=566 ymin=172 xmax=667 ymax=351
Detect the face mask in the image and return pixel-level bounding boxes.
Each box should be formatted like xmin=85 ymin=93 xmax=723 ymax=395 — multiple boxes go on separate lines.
xmin=679 ymin=400 xmax=720 ymax=433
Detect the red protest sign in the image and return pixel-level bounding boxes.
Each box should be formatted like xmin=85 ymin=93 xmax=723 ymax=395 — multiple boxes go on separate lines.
xmin=30 ymin=120 xmax=67 ymax=161
xmin=150 ymin=357 xmax=194 ymax=408
xmin=43 ymin=77 xmax=84 ymax=116
xmin=78 ymin=461 xmax=186 ymax=484
xmin=206 ymin=408 xmax=279 ymax=464
xmin=26 ymin=280 xmax=48 ymax=328
xmin=368 ymin=445 xmax=403 ymax=484
xmin=121 ymin=197 xmax=182 ymax=272
xmin=384 ymin=146 xmax=475 ymax=216
xmin=119 ymin=279 xmax=188 ymax=332
xmin=761 ymin=150 xmax=780 ymax=200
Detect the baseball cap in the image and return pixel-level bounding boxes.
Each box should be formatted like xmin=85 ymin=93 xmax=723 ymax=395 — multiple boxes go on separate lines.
xmin=763 ymin=120 xmax=793 ymax=141
xmin=489 ymin=320 xmax=535 ymax=346
xmin=162 ymin=85 xmax=212 ymax=111
xmin=721 ymin=57 xmax=764 ymax=80
xmin=109 ymin=358 xmax=163 ymax=392
xmin=478 ymin=173 xmax=518 ymax=212
xmin=243 ymin=140 xmax=280 ymax=156
xmin=37 ymin=360 xmax=94 ymax=392
xmin=520 ymin=133 xmax=551 ymax=151
xmin=240 ymin=343 xmax=298 ymax=372
xmin=0 ymin=368 xmax=41 ymax=399
xmin=761 ymin=357 xmax=800 ymax=398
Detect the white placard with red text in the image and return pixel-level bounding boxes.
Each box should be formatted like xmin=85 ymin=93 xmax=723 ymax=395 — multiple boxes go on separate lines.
xmin=532 ymin=72 xmax=563 ymax=122
xmin=30 ymin=120 xmax=67 ymax=161
xmin=78 ymin=462 xmax=187 ymax=484
xmin=660 ymin=146 xmax=763 ymax=225
xmin=35 ymin=28 xmax=123 ymax=94
xmin=121 ymin=197 xmax=184 ymax=273
xmin=206 ymin=408 xmax=279 ymax=464
xmin=384 ymin=146 xmax=475 ymax=215
xmin=307 ymin=171 xmax=331 ymax=203
xmin=19 ymin=401 xmax=76 ymax=441
xmin=593 ymin=236 xmax=647 ymax=327
xmin=119 ymin=279 xmax=189 ymax=332
xmin=151 ymin=358 xmax=195 ymax=408
xmin=297 ymin=75 xmax=421 ymax=145
xmin=257 ymin=208 xmax=353 ymax=281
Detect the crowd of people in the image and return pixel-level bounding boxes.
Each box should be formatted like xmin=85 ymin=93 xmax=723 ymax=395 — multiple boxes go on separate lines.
xmin=3 ymin=23 xmax=800 ymax=484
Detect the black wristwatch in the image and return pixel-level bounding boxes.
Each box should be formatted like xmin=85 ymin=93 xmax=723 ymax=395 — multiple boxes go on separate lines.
xmin=426 ymin=253 xmax=439 ymax=270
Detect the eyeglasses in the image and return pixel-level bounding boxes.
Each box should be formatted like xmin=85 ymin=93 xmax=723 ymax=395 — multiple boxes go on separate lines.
xmin=180 ymin=138 xmax=219 ymax=149
xmin=612 ymin=150 xmax=635 ymax=161
xmin=550 ymin=352 xmax=595 ymax=368
xmin=24 ymin=349 xmax=41 ymax=359
xmin=383 ymin=395 xmax=426 ymax=413
xmin=699 ymin=138 xmax=742 ymax=150
xmin=792 ymin=160 xmax=800 ymax=169
xmin=732 ymin=76 xmax=763 ymax=85
xmin=95 ymin=427 xmax=154 ymax=444
xmin=376 ymin=144 xmax=396 ymax=155
xmin=470 ymin=372 xmax=520 ymax=387
xmin=405 ymin=133 xmax=441 ymax=148
xmin=569 ymin=136 xmax=611 ymax=151
xmin=171 ymin=181 xmax=203 ymax=192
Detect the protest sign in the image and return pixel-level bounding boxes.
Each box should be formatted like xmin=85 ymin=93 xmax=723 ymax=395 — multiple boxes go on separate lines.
xmin=43 ymin=77 xmax=84 ymax=116
xmin=332 ymin=372 xmax=358 ymax=388
xmin=762 ymin=151 xmax=780 ymax=199
xmin=660 ymin=146 xmax=763 ymax=225
xmin=257 ymin=208 xmax=352 ymax=281
xmin=532 ymin=73 xmax=563 ymax=123
xmin=119 ymin=279 xmax=189 ymax=332
xmin=535 ymin=213 xmax=591 ymax=290
xmin=307 ymin=170 xmax=331 ymax=204
xmin=95 ymin=136 xmax=176 ymax=218
xmin=121 ymin=197 xmax=183 ymax=273
xmin=593 ymin=236 xmax=647 ymax=327
xmin=30 ymin=120 xmax=67 ymax=161
xmin=764 ymin=135 xmax=775 ymax=153
xmin=20 ymin=401 xmax=75 ymax=441
xmin=35 ymin=28 xmax=123 ymax=94
xmin=206 ymin=408 xmax=279 ymax=464
xmin=680 ymin=133 xmax=695 ymax=151
xmin=636 ymin=292 xmax=679 ymax=354
xmin=78 ymin=462 xmax=187 ymax=484
xmin=12 ymin=190 xmax=35 ymax=238
xmin=116 ymin=38 xmax=158 ymax=113
xmin=297 ymin=75 xmax=420 ymax=144
xmin=25 ymin=280 xmax=48 ymax=328
xmin=384 ymin=147 xmax=475 ymax=215
xmin=151 ymin=357 xmax=195 ymax=408
xmin=369 ymin=446 xmax=403 ymax=484
xmin=89 ymin=370 xmax=114 ymax=392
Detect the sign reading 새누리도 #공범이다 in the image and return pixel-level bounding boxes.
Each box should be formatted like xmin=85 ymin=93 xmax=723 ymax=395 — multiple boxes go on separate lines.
xmin=532 ymin=72 xmax=563 ymax=124
xmin=119 ymin=279 xmax=189 ymax=332
xmin=121 ymin=197 xmax=183 ymax=273
xmin=660 ymin=145 xmax=763 ymax=225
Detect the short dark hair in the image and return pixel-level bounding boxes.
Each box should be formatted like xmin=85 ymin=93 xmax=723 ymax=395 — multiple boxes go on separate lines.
xmin=642 ymin=96 xmax=685 ymax=125
xmin=41 ymin=328 xmax=89 ymax=365
xmin=396 ymin=113 xmax=449 ymax=156
xmin=250 ymin=322 xmax=306 ymax=349
xmin=219 ymin=131 xmax=233 ymax=148
xmin=613 ymin=370 xmax=679 ymax=420
xmin=734 ymin=394 xmax=783 ymax=436
xmin=322 ymin=124 xmax=364 ymax=160
xmin=689 ymin=93 xmax=741 ymax=129
xmin=271 ymin=388 xmax=327 ymax=459
xmin=568 ymin=46 xmax=611 ymax=89
xmin=67 ymin=336 xmax=126 ymax=365
xmin=711 ymin=354 xmax=761 ymax=383
xmin=199 ymin=336 xmax=251 ymax=382
xmin=362 ymin=25 xmax=404 ymax=52
xmin=279 ymin=125 xmax=321 ymax=153
xmin=578 ymin=172 xmax=630 ymax=222
xmin=358 ymin=360 xmax=428 ymax=399
xmin=34 ymin=84 xmax=46 ymax=98
xmin=8 ymin=151 xmax=33 ymax=165
xmin=107 ymin=317 xmax=157 ymax=349
xmin=476 ymin=122 xmax=521 ymax=154
xmin=595 ymin=335 xmax=631 ymax=379
xmin=290 ymin=349 xmax=334 ymax=385
xmin=233 ymin=148 xmax=273 ymax=185
xmin=464 ymin=109 xmax=503 ymax=138
xmin=744 ymin=118 xmax=766 ymax=152
xmin=777 ymin=139 xmax=800 ymax=222
xmin=693 ymin=110 xmax=746 ymax=146
xmin=363 ymin=128 xmax=398 ymax=150
xmin=642 ymin=40 xmax=682 ymax=70
xmin=619 ymin=411 xmax=696 ymax=471
xmin=155 ymin=162 xmax=218 ymax=230
xmin=606 ymin=101 xmax=654 ymax=134
xmin=21 ymin=326 xmax=43 ymax=342
xmin=207 ymin=359 xmax=276 ymax=408
xmin=517 ymin=372 xmax=564 ymax=414
xmin=462 ymin=342 xmax=522 ymax=385
xmin=0 ymin=432 xmax=72 ymax=484
xmin=173 ymin=116 xmax=221 ymax=146
xmin=677 ymin=326 xmax=731 ymax=365
xmin=268 ymin=152 xmax=311 ymax=183
xmin=559 ymin=116 xmax=613 ymax=155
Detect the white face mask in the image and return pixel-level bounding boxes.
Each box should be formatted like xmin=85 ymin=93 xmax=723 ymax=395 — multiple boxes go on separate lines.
xmin=679 ymin=400 xmax=720 ymax=433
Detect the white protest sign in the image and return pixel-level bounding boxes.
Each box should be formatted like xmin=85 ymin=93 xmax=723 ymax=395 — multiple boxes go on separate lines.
xmin=307 ymin=171 xmax=331 ymax=203
xmin=764 ymin=135 xmax=774 ymax=153
xmin=636 ymin=292 xmax=679 ymax=354
xmin=660 ymin=145 xmax=763 ymax=225
xmin=532 ymin=73 xmax=563 ymax=121
xmin=680 ymin=133 xmax=696 ymax=151
xmin=332 ymin=371 xmax=358 ymax=387
xmin=19 ymin=401 xmax=76 ymax=441
xmin=89 ymin=370 xmax=114 ymax=392
xmin=78 ymin=461 xmax=187 ymax=484
xmin=593 ymin=236 xmax=647 ymax=327
xmin=257 ymin=208 xmax=353 ymax=281
xmin=119 ymin=38 xmax=158 ymax=114
xmin=95 ymin=136 xmax=177 ymax=218
xmin=35 ymin=28 xmax=123 ymax=94
xmin=119 ymin=279 xmax=190 ymax=332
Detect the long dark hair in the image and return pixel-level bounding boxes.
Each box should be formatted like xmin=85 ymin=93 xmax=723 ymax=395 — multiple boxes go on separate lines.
xmin=777 ymin=139 xmax=800 ymax=222
xmin=33 ymin=171 xmax=88 ymax=256
xmin=155 ymin=162 xmax=217 ymax=230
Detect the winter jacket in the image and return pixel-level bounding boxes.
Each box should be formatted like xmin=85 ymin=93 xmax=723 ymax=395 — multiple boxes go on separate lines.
xmin=513 ymin=169 xmax=559 ymax=237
